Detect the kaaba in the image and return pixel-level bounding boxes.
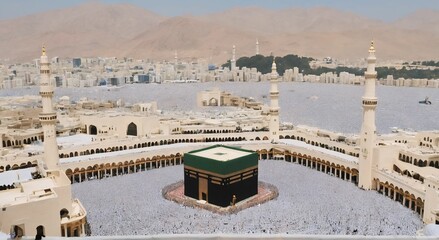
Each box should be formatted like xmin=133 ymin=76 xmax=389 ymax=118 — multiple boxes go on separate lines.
xmin=184 ymin=145 xmax=258 ymax=207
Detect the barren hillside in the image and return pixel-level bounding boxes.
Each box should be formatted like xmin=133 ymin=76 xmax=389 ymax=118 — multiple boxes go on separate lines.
xmin=0 ymin=2 xmax=438 ymax=63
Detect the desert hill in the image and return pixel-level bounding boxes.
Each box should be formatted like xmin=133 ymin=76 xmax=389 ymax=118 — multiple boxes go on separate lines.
xmin=0 ymin=2 xmax=164 ymax=61
xmin=0 ymin=2 xmax=438 ymax=63
xmin=393 ymin=9 xmax=439 ymax=34
xmin=197 ymin=7 xmax=383 ymax=34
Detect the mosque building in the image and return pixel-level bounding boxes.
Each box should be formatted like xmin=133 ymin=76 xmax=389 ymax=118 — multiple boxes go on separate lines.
xmin=0 ymin=42 xmax=438 ymax=238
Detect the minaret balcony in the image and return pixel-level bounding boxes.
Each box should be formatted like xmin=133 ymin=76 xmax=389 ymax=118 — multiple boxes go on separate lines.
xmin=39 ymin=91 xmax=54 ymax=97
xmin=39 ymin=113 xmax=57 ymax=122
xmin=362 ymin=99 xmax=378 ymax=106
xmin=270 ymin=109 xmax=279 ymax=114
xmin=365 ymin=72 xmax=377 ymax=78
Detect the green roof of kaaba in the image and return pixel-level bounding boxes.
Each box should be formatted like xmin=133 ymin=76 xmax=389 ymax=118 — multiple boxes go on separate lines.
xmin=184 ymin=145 xmax=258 ymax=175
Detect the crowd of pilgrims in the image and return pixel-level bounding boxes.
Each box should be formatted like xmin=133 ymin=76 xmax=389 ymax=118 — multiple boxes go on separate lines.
xmin=72 ymin=161 xmax=423 ymax=236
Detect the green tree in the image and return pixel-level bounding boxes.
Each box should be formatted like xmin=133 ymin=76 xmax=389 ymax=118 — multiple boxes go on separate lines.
xmin=222 ymin=55 xmax=439 ymax=79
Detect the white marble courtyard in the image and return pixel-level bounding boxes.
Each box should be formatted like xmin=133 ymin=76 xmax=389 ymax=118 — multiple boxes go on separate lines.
xmin=72 ymin=160 xmax=423 ymax=236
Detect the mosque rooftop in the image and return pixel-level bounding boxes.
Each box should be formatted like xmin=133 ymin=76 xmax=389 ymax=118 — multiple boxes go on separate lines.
xmin=0 ymin=167 xmax=36 ymax=186
xmin=0 ymin=176 xmax=57 ymax=207
xmin=189 ymin=145 xmax=252 ymax=162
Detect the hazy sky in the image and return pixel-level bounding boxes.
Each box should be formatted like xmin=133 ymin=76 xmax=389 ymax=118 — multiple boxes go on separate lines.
xmin=0 ymin=0 xmax=438 ymax=21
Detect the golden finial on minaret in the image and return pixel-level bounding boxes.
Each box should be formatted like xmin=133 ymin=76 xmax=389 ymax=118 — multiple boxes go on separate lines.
xmin=369 ymin=40 xmax=375 ymax=53
xmin=42 ymin=45 xmax=46 ymax=56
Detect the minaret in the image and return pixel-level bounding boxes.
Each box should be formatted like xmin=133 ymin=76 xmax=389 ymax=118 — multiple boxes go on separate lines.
xmin=39 ymin=47 xmax=60 ymax=170
xmin=231 ymin=45 xmax=236 ymax=71
xmin=174 ymin=50 xmax=178 ymax=65
xmin=269 ymin=57 xmax=280 ymax=142
xmin=256 ymin=39 xmax=260 ymax=55
xmin=359 ymin=41 xmax=378 ymax=190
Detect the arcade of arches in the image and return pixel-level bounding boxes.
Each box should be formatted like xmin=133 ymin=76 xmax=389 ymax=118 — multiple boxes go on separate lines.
xmin=65 ymin=154 xmax=183 ymax=183
xmin=399 ymin=153 xmax=439 ymax=169
xmin=0 ymin=161 xmax=37 ymax=174
xmin=256 ymin=149 xmax=359 ymax=185
xmin=279 ymin=135 xmax=359 ymax=157
xmin=374 ymin=178 xmax=424 ymax=216
xmin=56 ymin=133 xmax=358 ymax=161
xmin=57 ymin=136 xmax=248 ymax=159
xmin=1 ymin=131 xmax=360 ymax=160
xmin=2 ymin=135 xmax=41 ymax=148
xmin=60 ymin=214 xmax=87 ymax=237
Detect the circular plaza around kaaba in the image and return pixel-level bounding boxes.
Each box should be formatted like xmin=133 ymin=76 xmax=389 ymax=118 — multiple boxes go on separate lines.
xmin=162 ymin=180 xmax=279 ymax=215
xmin=72 ymin=160 xmax=423 ymax=236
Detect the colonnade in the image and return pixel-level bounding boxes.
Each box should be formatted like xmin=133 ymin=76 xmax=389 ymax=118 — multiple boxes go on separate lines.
xmin=61 ymin=217 xmax=86 ymax=237
xmin=59 ymin=136 xmax=247 ymax=159
xmin=65 ymin=154 xmax=183 ymax=183
xmin=399 ymin=153 xmax=439 ymax=169
xmin=2 ymin=135 xmax=42 ymax=148
xmin=0 ymin=161 xmax=37 ymax=173
xmin=374 ymin=179 xmax=424 ymax=216
xmin=279 ymin=134 xmax=359 ymax=157
xmin=257 ymin=148 xmax=359 ymax=185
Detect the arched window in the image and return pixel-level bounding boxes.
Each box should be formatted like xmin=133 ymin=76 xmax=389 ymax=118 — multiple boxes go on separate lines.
xmin=209 ymin=98 xmax=218 ymax=106
xmin=36 ymin=225 xmax=45 ymax=237
xmin=60 ymin=208 xmax=69 ymax=218
xmin=12 ymin=225 xmax=24 ymax=238
xmin=89 ymin=125 xmax=97 ymax=135
xmin=127 ymin=122 xmax=137 ymax=136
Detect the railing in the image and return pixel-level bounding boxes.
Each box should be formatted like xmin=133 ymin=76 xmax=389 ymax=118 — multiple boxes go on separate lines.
xmin=15 ymin=233 xmax=437 ymax=240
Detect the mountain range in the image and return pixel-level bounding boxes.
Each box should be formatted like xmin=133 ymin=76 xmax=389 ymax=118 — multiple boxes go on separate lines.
xmin=1 ymin=2 xmax=438 ymax=63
